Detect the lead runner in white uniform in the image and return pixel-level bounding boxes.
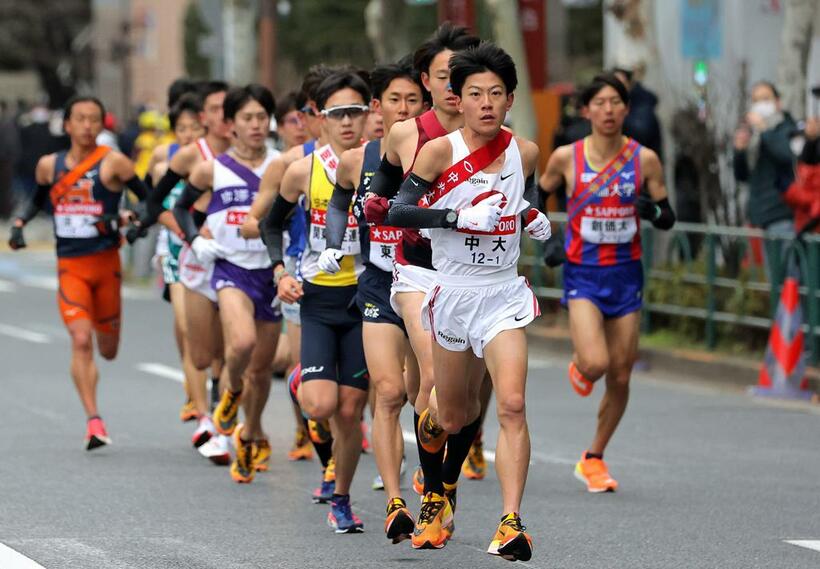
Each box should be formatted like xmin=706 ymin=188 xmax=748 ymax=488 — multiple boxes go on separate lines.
xmin=386 ymin=43 xmax=550 ymax=562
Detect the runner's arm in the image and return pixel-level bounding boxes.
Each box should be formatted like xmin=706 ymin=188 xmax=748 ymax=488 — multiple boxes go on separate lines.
xmin=326 ymin=183 xmax=354 ymax=249
xmin=242 ymin=157 xmax=286 ymax=239
xmin=386 ymin=140 xmax=455 ymax=229
xmin=14 ymin=155 xmax=52 ymax=225
xmin=260 ymin=157 xmax=307 ymax=268
xmin=172 ymin=161 xmax=213 ymax=244
xmin=539 ymin=146 xmax=570 ymax=195
xmin=637 ymin=149 xmax=675 ymax=230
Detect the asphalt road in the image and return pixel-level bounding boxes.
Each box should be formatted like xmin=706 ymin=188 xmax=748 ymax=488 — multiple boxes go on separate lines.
xmin=1 ymin=250 xmax=819 ymax=569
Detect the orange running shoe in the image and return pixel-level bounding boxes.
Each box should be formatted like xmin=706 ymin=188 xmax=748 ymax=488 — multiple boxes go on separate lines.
xmin=411 ymin=492 xmax=454 ymax=549
xmin=230 ymin=424 xmax=255 ymax=484
xmin=287 ymin=429 xmax=313 ymax=461
xmin=213 ymin=389 xmax=242 ymax=435
xmin=253 ymin=438 xmax=271 ymax=472
xmin=179 ymin=399 xmax=199 ymax=422
xmin=461 ymin=439 xmax=486 ymax=480
xmin=487 ymin=512 xmax=533 ymax=562
xmin=384 ymin=497 xmax=414 ymax=544
xmin=412 ymin=465 xmax=424 ymax=496
xmin=308 ymin=419 xmax=332 ymax=444
xmin=574 ymin=453 xmax=618 ymax=493
xmin=416 ymin=408 xmax=447 ymax=454
xmin=568 ymin=361 xmax=594 ymax=397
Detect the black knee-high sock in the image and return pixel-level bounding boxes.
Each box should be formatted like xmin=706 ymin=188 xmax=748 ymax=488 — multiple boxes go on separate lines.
xmin=414 ymin=411 xmax=445 ymax=495
xmin=313 ymin=437 xmax=334 ymax=469
xmin=441 ymin=416 xmax=482 ymax=486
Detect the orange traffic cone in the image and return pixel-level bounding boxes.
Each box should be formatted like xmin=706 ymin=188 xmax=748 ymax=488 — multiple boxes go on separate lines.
xmin=751 ymin=276 xmax=812 ymax=399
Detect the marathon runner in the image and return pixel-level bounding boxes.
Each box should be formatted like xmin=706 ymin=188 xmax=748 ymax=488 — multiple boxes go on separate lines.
xmin=387 ymin=42 xmax=549 ymax=561
xmin=174 ymin=84 xmax=281 ymax=483
xmin=323 ymin=57 xmax=424 ymax=543
xmin=539 ymin=72 xmax=674 ymax=493
xmin=364 ymin=23 xmax=490 ymax=548
xmin=8 ymin=96 xmax=149 ymax=451
xmin=261 ymin=70 xmax=371 ymax=533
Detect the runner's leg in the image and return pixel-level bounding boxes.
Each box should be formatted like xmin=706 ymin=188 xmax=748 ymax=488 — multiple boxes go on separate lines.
xmin=170 ymin=283 xmax=208 ymax=415
xmin=568 ymin=299 xmax=609 ymax=383
xmin=243 ymin=319 xmax=281 ymax=440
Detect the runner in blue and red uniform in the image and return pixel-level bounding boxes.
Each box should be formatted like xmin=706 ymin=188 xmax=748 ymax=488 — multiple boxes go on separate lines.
xmin=540 ymin=72 xmax=676 ymax=493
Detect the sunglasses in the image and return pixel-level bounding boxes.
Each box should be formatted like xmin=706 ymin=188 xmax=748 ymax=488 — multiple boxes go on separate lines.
xmin=283 ymin=115 xmax=304 ymax=127
xmin=300 ymin=105 xmax=317 ymax=117
xmin=321 ymin=105 xmax=369 ymax=120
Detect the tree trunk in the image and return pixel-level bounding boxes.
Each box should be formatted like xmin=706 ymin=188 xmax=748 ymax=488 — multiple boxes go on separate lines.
xmin=777 ymin=0 xmax=817 ymax=120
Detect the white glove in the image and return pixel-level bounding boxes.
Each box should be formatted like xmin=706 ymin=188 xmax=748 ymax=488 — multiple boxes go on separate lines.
xmin=317 ymin=248 xmax=344 ymax=274
xmin=457 ymin=194 xmax=503 ymax=233
xmin=191 ymin=237 xmax=226 ymax=264
xmin=524 ymin=210 xmax=551 ymax=241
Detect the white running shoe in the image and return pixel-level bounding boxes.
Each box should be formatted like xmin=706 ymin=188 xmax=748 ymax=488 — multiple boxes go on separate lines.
xmin=372 ymin=458 xmax=408 ymax=491
xmin=191 ymin=415 xmax=215 ymax=448
xmin=198 ymin=434 xmax=230 ymax=466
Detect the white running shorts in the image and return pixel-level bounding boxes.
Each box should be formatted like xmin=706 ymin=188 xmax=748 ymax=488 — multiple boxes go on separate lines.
xmin=178 ymin=243 xmax=217 ymax=303
xmin=390 ymin=263 xmax=437 ymax=317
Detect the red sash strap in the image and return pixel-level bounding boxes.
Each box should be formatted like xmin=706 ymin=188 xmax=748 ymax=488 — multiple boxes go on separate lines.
xmin=418 ymin=109 xmax=448 ymax=140
xmin=50 ymin=145 xmax=112 ymax=206
xmin=426 ymin=129 xmax=513 ymax=207
xmin=567 ymin=138 xmax=639 ymax=220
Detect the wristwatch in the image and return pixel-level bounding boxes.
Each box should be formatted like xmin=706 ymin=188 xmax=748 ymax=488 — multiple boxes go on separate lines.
xmin=444 ymin=209 xmax=458 ymax=228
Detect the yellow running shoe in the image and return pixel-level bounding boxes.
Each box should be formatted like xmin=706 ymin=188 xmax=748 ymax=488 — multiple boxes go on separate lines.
xmin=461 ymin=439 xmax=487 ymax=480
xmin=179 ymin=399 xmax=198 ymax=423
xmin=487 ymin=512 xmax=532 ymax=561
xmin=411 ymin=492 xmax=454 ymax=549
xmin=384 ymin=497 xmax=414 ymax=544
xmin=574 ymin=453 xmax=618 ymax=493
xmin=412 ymin=465 xmax=424 ymax=496
xmin=213 ymin=389 xmax=241 ymax=436
xmin=230 ymin=424 xmax=255 ymax=484
xmin=253 ymin=438 xmax=271 ymax=472
xmin=308 ymin=419 xmax=332 ymax=444
xmin=416 ymin=408 xmax=447 ymax=454
xmin=287 ymin=429 xmax=313 ymax=461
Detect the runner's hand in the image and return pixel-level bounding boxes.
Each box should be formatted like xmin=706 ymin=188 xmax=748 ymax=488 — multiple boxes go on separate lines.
xmin=543 ymin=233 xmax=566 ymax=267
xmin=457 ymin=193 xmax=503 ymax=232
xmin=524 ymin=209 xmax=551 ymax=241
xmin=125 ymin=223 xmax=148 ymax=245
xmin=317 ymin=248 xmax=344 ymax=274
xmin=364 ymin=194 xmax=390 ymax=225
xmin=191 ymin=236 xmax=226 ymax=264
xmin=8 ymin=225 xmax=26 ymax=250
xmin=636 ymin=193 xmax=659 ymax=221
xmin=277 ymin=274 xmax=303 ymax=304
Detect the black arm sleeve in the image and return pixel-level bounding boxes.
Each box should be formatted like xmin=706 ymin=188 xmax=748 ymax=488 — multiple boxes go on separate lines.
xmin=16 ymin=183 xmax=51 ymax=224
xmin=146 ymin=168 xmax=184 ymax=226
xmin=192 ymin=210 xmax=207 ymax=228
xmin=326 ymin=183 xmax=355 ymax=249
xmin=261 ymin=195 xmax=297 ymax=268
xmin=386 ymin=173 xmax=456 ymax=229
xmin=172 ymin=182 xmax=206 ymax=244
xmin=124 ymin=175 xmax=148 ymax=201
xmin=650 ymin=197 xmax=676 ymax=230
xmin=520 ymin=174 xmax=539 ymax=224
xmin=369 ymin=155 xmax=405 ymax=199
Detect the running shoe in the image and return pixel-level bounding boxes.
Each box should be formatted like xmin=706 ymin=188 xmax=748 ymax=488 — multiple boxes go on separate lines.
xmin=191 ymin=415 xmax=215 ymax=448
xmin=416 ymin=408 xmax=447 ymax=454
xmin=287 ymin=430 xmax=313 ymax=461
xmin=198 ymin=434 xmax=230 ymax=465
xmin=361 ymin=421 xmax=370 ymax=453
xmin=213 ymin=389 xmax=242 ymax=436
xmin=487 ymin=512 xmax=533 ymax=562
xmin=384 ymin=497 xmax=414 ymax=544
xmin=443 ymin=482 xmax=458 ymax=513
xmin=327 ymin=494 xmax=364 ymax=534
xmin=568 ymin=361 xmax=594 ymax=397
xmin=308 ymin=419 xmax=332 ymax=444
xmin=179 ymin=399 xmax=198 ymax=422
xmin=462 ymin=439 xmax=487 ymax=480
xmin=574 ymin=454 xmax=618 ymax=493
xmin=412 ymin=465 xmax=424 ymax=496
xmin=253 ymin=438 xmax=271 ymax=472
xmin=312 ymin=458 xmax=336 ymax=504
xmin=374 ymin=457 xmax=408 ymax=491
xmin=411 ymin=492 xmax=454 ymax=549
xmin=230 ymin=424 xmax=255 ymax=484
xmin=372 ymin=473 xmax=385 ymax=491
xmin=85 ymin=416 xmax=111 ymax=451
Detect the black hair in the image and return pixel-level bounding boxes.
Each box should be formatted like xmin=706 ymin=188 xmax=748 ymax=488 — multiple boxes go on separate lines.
xmin=370 ymin=56 xmax=424 ymax=101
xmin=413 ymin=22 xmax=481 ymax=76
xmin=300 ymin=65 xmax=337 ymax=104
xmin=167 ymin=78 xmax=197 ymax=109
xmin=169 ymin=93 xmax=202 ymax=130
xmin=223 ymin=84 xmax=276 ymax=120
xmin=314 ymin=72 xmax=371 ymax=110
xmin=449 ymin=41 xmax=517 ymax=96
xmin=581 ymin=72 xmax=630 ymax=107
xmin=63 ymin=95 xmax=106 ymax=122
xmin=752 ymin=80 xmax=780 ymax=100
xmin=197 ymin=80 xmax=230 ymax=104
xmin=274 ymin=90 xmax=303 ymax=123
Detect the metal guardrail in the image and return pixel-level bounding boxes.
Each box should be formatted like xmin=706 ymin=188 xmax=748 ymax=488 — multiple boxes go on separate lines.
xmin=520 ymin=213 xmax=820 ymax=365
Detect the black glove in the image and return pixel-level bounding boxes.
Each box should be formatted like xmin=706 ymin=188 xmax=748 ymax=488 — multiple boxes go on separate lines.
xmin=636 ymin=192 xmax=660 ymax=222
xmin=125 ymin=222 xmax=149 ymax=244
xmin=94 ymin=214 xmax=122 ymax=236
xmin=543 ymin=232 xmax=566 ymax=267
xmin=8 ymin=225 xmax=26 ymax=250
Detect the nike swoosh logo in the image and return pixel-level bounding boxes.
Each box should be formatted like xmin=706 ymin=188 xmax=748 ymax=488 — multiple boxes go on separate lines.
xmin=500 ymin=172 xmax=513 ymax=181
xmin=514 ymin=314 xmax=527 ymax=322
xmin=411 ymin=179 xmax=419 ymax=186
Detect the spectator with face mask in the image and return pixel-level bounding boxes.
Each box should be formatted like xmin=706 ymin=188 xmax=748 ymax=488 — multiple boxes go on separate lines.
xmin=783 ymin=86 xmax=820 ymax=235
xmin=733 ymin=81 xmax=796 ymax=276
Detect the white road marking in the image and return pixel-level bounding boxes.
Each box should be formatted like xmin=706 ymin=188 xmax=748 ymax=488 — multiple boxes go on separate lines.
xmin=0 ymin=323 xmax=51 ymax=344
xmin=0 ymin=543 xmax=47 ymax=569
xmin=137 ymin=362 xmax=185 ymax=383
xmin=0 ymin=279 xmax=17 ymax=293
xmin=785 ymin=540 xmax=820 ymax=553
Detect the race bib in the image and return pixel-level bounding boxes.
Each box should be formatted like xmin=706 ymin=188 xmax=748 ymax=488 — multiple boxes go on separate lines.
xmin=368 ymin=226 xmax=402 ymax=272
xmin=308 ymin=208 xmax=360 ymax=255
xmin=54 ymin=202 xmax=103 ymax=239
xmin=580 ymin=216 xmax=637 ymax=244
xmin=451 ymin=216 xmax=519 ymax=267
xmin=212 ymin=207 xmax=266 ymax=252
